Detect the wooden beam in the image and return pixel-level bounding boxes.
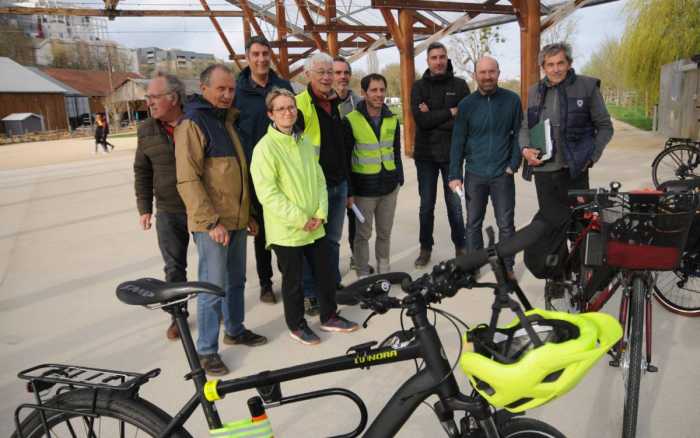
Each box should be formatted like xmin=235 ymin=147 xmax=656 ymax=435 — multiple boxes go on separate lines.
xmin=414 ymin=12 xmax=444 ymax=32
xmin=514 ymin=0 xmax=541 ymax=106
xmin=304 ymin=0 xmax=377 ymax=44
xmin=372 ymin=0 xmax=514 ymax=14
xmin=276 ymin=0 xmax=289 ymax=78
xmin=289 ymin=65 xmax=305 ymax=79
xmin=242 ymin=16 xmax=252 ymax=43
xmin=325 ymin=0 xmax=338 ymax=56
xmin=293 ymin=0 xmax=326 ymax=51
xmin=0 ymin=6 xmax=244 ymax=17
xmin=380 ymin=9 xmax=403 ymax=48
xmin=305 ymin=24 xmax=436 ymax=35
xmin=265 ymin=40 xmax=373 ymax=49
xmin=199 ymin=0 xmax=242 ymax=70
xmin=289 ymin=48 xmax=316 ymax=63
xmin=398 ymin=9 xmax=416 ymax=157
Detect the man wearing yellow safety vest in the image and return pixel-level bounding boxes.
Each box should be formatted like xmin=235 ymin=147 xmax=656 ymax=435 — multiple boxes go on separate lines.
xmin=295 ymin=52 xmax=355 ymax=314
xmin=344 ymin=73 xmax=404 ymax=276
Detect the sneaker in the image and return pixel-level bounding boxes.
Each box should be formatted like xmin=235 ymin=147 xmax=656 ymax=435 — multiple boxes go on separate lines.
xmin=414 ymin=249 xmax=431 ymax=268
xmin=456 ymin=247 xmax=467 ymax=258
xmin=260 ymin=284 xmax=277 ymax=304
xmin=166 ymin=321 xmax=179 ymax=340
xmin=320 ymin=313 xmax=359 ymax=333
xmin=289 ymin=322 xmax=321 ymax=345
xmin=199 ymin=353 xmax=229 ymax=376
xmin=223 ymin=329 xmax=268 ymax=347
xmin=304 ymin=297 xmax=320 ymax=317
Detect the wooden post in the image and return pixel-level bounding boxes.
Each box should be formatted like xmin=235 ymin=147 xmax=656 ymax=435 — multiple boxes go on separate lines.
xmin=398 ymin=9 xmax=415 ymax=157
xmin=325 ymin=0 xmax=338 ymax=56
xmin=242 ymin=16 xmax=251 ymax=43
xmin=276 ymin=0 xmax=289 ymax=77
xmin=516 ymin=0 xmax=540 ymax=106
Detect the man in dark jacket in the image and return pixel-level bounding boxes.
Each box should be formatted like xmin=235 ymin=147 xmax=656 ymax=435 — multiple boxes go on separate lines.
xmin=520 ymin=42 xmax=613 ymax=227
xmin=411 ymin=42 xmax=470 ymax=267
xmin=234 ymin=36 xmax=294 ymax=305
xmin=344 ymin=73 xmax=403 ymax=276
xmin=134 ymin=72 xmax=190 ymax=340
xmin=448 ymin=57 xmax=522 ymax=276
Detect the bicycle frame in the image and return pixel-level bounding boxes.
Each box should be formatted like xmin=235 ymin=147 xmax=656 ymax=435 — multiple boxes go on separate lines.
xmin=158 ymin=295 xmax=499 ymax=438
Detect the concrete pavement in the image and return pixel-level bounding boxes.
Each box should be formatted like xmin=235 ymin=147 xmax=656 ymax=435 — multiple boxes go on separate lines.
xmin=1 ymin=121 xmax=699 ymax=437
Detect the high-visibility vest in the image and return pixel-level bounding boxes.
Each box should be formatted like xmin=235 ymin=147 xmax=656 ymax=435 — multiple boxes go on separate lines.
xmin=346 ymin=110 xmax=398 ymax=175
xmin=295 ymin=90 xmax=321 ymax=158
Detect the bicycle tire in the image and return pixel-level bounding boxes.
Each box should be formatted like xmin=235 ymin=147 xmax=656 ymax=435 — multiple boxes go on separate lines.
xmin=653 ymin=271 xmax=700 ymax=316
xmin=12 ymin=388 xmax=192 ymax=438
xmin=651 ymin=144 xmax=700 ymax=188
xmin=499 ymin=417 xmax=566 ymax=438
xmin=621 ymin=277 xmax=645 ymax=438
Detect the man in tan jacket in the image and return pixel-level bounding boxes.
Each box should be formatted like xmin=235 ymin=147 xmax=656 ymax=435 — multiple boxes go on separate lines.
xmin=175 ymin=63 xmax=267 ymax=376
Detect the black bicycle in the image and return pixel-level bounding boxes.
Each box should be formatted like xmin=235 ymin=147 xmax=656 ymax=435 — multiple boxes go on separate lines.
xmin=651 ymin=137 xmax=700 ymax=188
xmin=12 ymin=223 xmax=617 ymax=438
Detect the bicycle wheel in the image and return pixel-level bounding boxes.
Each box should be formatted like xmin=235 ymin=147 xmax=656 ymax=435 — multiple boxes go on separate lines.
xmin=621 ymin=277 xmax=645 ymax=438
xmin=499 ymin=417 xmax=566 ymax=437
xmin=653 ymin=269 xmax=700 ymax=316
xmin=12 ymin=389 xmax=192 ymax=438
xmin=651 ymin=144 xmax=700 ymax=188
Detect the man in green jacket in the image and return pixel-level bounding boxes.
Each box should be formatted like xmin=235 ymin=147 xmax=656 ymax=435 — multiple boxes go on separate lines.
xmin=448 ymin=56 xmax=522 ymax=276
xmin=250 ymin=88 xmax=358 ymax=345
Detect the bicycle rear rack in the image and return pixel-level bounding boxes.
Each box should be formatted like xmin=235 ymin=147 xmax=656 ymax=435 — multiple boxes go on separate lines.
xmin=14 ymin=363 xmax=160 ymax=438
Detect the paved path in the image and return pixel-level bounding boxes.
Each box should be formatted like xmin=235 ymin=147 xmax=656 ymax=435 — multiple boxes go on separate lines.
xmin=1 ymin=121 xmax=698 ymax=437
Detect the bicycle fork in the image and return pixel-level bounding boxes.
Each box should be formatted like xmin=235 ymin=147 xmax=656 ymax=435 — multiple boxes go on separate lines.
xmin=610 ymin=274 xmax=658 ymax=373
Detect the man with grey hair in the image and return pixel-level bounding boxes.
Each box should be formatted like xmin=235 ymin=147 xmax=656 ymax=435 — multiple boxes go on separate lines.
xmin=448 ymin=56 xmax=522 ymax=277
xmin=520 ymin=42 xmax=613 ymax=226
xmin=295 ymin=52 xmax=355 ymax=315
xmin=134 ymin=71 xmax=190 ymax=340
xmin=175 ymin=63 xmax=267 ymax=376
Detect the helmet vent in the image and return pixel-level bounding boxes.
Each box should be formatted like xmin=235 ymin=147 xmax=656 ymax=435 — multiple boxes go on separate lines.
xmin=506 ymin=397 xmax=534 ymax=410
xmin=543 ymin=369 xmax=565 ymax=383
xmin=474 ymin=377 xmax=495 ymax=396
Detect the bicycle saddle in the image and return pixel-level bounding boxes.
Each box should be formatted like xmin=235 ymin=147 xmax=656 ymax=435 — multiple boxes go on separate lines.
xmin=116 ymin=278 xmax=224 ymax=306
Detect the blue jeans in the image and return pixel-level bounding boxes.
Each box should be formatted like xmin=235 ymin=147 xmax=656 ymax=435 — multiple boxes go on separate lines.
xmin=193 ymin=229 xmax=247 ymax=355
xmin=465 ymin=171 xmax=516 ymax=271
xmin=303 ymin=180 xmax=347 ymax=298
xmin=415 ymin=160 xmax=466 ymax=250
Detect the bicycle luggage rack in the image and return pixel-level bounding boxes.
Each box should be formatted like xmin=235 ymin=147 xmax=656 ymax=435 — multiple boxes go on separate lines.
xmin=14 ymin=363 xmax=160 ymax=438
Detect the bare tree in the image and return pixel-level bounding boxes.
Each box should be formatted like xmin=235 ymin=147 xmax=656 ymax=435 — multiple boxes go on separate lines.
xmin=541 ymin=16 xmax=579 ymax=47
xmin=448 ymin=26 xmax=505 ymax=81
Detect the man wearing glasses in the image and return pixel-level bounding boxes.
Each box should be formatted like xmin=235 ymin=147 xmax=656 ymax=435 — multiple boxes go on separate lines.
xmin=295 ymin=52 xmax=355 ymax=315
xmin=134 ymin=72 xmax=190 ymax=341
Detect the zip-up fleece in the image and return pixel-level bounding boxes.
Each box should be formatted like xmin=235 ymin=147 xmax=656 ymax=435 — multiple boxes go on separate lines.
xmin=250 ymin=125 xmax=328 ymax=248
xmin=175 ymin=95 xmax=251 ymax=232
xmin=449 ymin=87 xmax=522 ymax=180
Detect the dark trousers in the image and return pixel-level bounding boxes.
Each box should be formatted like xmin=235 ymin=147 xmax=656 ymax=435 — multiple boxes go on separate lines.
xmin=347 ymin=207 xmax=356 ymax=253
xmin=534 ymin=169 xmax=590 ymax=227
xmin=155 ymin=212 xmax=189 ymax=282
xmin=252 ymin=194 xmax=274 ymax=287
xmin=415 ymin=160 xmax=466 ymax=250
xmin=272 ymin=238 xmax=338 ymax=331
xmin=465 ymin=172 xmax=516 ymax=271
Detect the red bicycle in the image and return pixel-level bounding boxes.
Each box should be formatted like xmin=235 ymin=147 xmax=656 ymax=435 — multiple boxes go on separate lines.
xmin=543 ymin=182 xmax=698 ymax=438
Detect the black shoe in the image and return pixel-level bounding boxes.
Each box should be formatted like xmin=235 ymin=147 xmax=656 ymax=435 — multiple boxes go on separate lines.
xmin=223 ymin=329 xmax=268 ymax=347
xmin=414 ymin=249 xmax=431 ymax=268
xmin=260 ymin=284 xmax=277 ymax=304
xmin=199 ymin=353 xmax=229 ymax=376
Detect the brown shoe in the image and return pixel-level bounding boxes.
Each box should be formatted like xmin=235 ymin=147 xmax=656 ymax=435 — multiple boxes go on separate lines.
xmin=223 ymin=329 xmax=268 ymax=347
xmin=414 ymin=249 xmax=431 ymax=268
xmin=455 ymin=247 xmax=467 ymax=258
xmin=260 ymin=284 xmax=277 ymax=304
xmin=199 ymin=353 xmax=229 ymax=376
xmin=166 ymin=321 xmax=179 ymax=340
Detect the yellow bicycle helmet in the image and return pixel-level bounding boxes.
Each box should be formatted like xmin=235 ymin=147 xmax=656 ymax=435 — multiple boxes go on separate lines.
xmin=460 ymin=308 xmax=622 ymax=413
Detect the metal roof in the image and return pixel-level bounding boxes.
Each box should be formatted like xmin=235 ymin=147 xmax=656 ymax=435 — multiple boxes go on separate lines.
xmin=26 ymin=67 xmax=85 ymax=96
xmin=0 ymin=57 xmax=66 ymax=94
xmin=1 ymin=113 xmax=42 ymax=121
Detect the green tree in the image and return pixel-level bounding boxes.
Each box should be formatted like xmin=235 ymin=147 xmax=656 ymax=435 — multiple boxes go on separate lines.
xmin=582 ymin=37 xmax=626 ymax=104
xmin=380 ymin=63 xmax=401 ymax=97
xmin=619 ymin=0 xmax=700 ymax=113
xmin=0 ymin=22 xmax=35 ymax=65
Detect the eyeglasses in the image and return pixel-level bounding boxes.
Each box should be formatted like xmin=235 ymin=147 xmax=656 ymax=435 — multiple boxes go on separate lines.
xmin=145 ymin=92 xmax=172 ymax=100
xmin=272 ymin=106 xmax=297 ymax=113
xmin=312 ymin=69 xmax=334 ymax=77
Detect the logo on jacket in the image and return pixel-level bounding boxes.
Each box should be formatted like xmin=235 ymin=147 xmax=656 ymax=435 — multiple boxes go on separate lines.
xmin=576 ymin=99 xmax=584 ymax=108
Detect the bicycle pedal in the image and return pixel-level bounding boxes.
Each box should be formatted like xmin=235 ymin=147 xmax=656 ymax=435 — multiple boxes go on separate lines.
xmin=609 ymin=360 xmax=620 ymax=368
xmin=647 ymin=364 xmax=658 ymax=373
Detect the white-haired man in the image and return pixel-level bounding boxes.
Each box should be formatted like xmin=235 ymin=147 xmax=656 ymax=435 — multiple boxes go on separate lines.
xmin=295 ymin=52 xmax=355 ymax=314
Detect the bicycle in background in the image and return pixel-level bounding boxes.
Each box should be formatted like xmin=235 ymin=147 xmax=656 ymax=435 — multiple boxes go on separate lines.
xmin=12 ymin=223 xmax=622 ymax=438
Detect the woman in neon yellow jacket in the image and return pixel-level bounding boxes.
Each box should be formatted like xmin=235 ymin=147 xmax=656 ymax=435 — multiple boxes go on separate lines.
xmin=250 ymin=88 xmax=359 ymax=345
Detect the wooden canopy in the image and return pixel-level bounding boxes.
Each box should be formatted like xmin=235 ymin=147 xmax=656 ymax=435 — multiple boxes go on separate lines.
xmin=3 ymin=0 xmax=619 ymax=154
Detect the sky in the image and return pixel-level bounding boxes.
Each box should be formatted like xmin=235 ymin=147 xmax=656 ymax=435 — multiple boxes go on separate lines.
xmin=97 ymin=0 xmax=630 ymax=80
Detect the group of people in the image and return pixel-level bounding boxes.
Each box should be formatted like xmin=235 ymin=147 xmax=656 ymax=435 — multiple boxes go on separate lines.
xmin=133 ymin=37 xmax=613 ymax=376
